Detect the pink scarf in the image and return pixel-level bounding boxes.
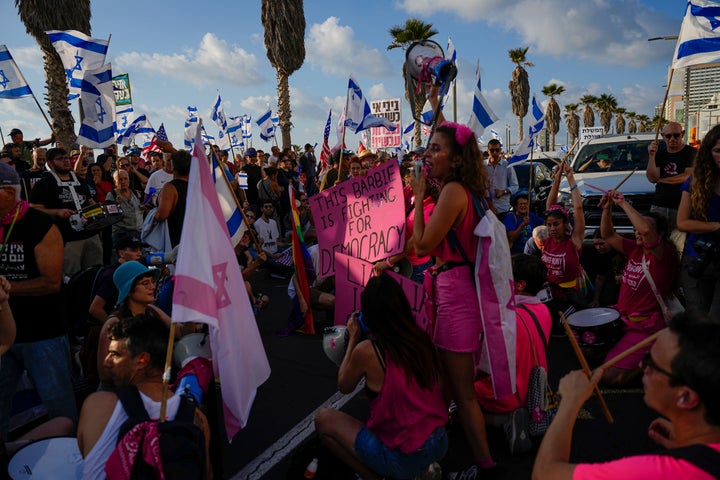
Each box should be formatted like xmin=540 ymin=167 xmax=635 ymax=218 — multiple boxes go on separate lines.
xmin=105 ymin=421 xmax=165 ymax=480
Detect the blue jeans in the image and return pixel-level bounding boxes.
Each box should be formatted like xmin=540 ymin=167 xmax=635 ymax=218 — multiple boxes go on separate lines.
xmin=355 ymin=426 xmax=448 ymax=479
xmin=0 ymin=336 xmax=77 ymax=437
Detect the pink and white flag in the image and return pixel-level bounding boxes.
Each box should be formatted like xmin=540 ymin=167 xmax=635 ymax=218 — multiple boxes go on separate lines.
xmin=173 ymin=123 xmax=270 ymax=440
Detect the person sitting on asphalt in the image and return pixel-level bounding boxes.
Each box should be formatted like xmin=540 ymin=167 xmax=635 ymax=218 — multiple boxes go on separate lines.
xmin=77 ymin=310 xmax=212 ymax=479
xmin=315 ymin=275 xmax=447 ymax=480
xmin=475 ymin=253 xmax=553 ymax=455
xmin=599 ymin=190 xmax=679 ymax=386
xmin=532 ymin=312 xmax=720 ymax=480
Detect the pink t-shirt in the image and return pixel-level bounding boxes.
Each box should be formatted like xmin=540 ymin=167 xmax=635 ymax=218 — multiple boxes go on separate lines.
xmin=542 ymin=236 xmax=580 ymax=286
xmin=616 ymin=238 xmax=679 ymax=318
xmin=573 ymin=443 xmax=720 ymax=480
xmin=475 ymin=299 xmax=552 ymax=413
xmin=366 ymin=353 xmax=447 ymax=454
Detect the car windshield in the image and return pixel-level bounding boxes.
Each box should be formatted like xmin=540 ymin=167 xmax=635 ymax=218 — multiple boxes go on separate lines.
xmin=512 ymin=164 xmax=551 ymax=188
xmin=571 ymin=138 xmax=666 ymax=173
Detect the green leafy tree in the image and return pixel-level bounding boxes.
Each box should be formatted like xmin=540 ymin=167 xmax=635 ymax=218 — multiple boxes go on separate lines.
xmin=626 ymin=111 xmax=637 ymax=134
xmin=580 ymin=94 xmax=597 ymax=128
xmin=508 ymin=47 xmax=534 ymax=141
xmin=595 ymin=93 xmax=617 ymax=134
xmin=542 ymin=83 xmax=565 ymax=150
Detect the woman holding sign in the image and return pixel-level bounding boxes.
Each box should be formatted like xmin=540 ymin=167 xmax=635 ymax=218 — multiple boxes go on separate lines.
xmin=411 ymin=120 xmax=496 ymax=477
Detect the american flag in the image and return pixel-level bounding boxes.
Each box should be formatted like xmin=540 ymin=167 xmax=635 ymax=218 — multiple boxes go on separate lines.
xmin=319 ymin=109 xmax=332 ymax=170
xmin=142 ymin=122 xmax=165 ymax=159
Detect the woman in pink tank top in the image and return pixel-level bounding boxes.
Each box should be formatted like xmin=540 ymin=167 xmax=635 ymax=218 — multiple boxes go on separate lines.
xmin=410 ymin=120 xmax=497 ymax=476
xmin=314 ymin=275 xmax=447 ymax=480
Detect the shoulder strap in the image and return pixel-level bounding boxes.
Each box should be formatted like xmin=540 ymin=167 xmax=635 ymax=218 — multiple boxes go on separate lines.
xmin=519 ymin=304 xmax=547 ymax=350
xmin=641 ymin=254 xmax=670 ymax=319
xmin=656 ymin=444 xmax=720 ymax=478
xmin=517 ymin=308 xmax=540 ymax=366
xmin=445 ymin=185 xmax=488 ymax=262
xmin=116 ymin=386 xmax=150 ymax=443
xmin=370 ymin=339 xmax=386 ymax=374
xmin=175 ymin=396 xmax=198 ymax=424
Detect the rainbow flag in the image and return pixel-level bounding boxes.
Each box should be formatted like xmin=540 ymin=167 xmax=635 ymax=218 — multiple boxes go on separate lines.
xmin=289 ymin=186 xmax=315 ymax=334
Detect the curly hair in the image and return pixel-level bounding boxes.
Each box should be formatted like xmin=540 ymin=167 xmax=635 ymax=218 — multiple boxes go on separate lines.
xmin=690 ymin=124 xmax=720 ymax=221
xmin=435 ymin=123 xmax=487 ymax=198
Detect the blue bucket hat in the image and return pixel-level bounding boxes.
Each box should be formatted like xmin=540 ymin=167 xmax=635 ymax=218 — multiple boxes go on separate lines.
xmin=113 ymin=261 xmax=161 ymax=304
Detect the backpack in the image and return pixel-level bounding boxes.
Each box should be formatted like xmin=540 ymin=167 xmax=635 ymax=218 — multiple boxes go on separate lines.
xmin=518 ymin=305 xmax=558 ymax=436
xmin=107 ymin=386 xmax=206 ymax=480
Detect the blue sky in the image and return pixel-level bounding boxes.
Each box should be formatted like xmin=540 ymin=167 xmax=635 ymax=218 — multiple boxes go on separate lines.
xmin=1 ymin=0 xmax=685 ymax=152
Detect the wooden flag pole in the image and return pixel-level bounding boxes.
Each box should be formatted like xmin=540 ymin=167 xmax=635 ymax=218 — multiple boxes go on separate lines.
xmin=560 ymin=312 xmax=614 ymax=423
xmin=159 ymin=322 xmax=177 ymax=423
xmin=653 ymin=68 xmax=675 ymax=143
xmin=612 ymin=168 xmax=637 ymax=192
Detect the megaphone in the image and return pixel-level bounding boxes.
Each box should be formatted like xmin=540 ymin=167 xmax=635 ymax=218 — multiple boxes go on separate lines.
xmin=391 ymin=258 xmax=413 ymax=278
xmin=322 ymin=326 xmax=349 ymax=366
xmin=404 ymin=40 xmax=457 ymax=125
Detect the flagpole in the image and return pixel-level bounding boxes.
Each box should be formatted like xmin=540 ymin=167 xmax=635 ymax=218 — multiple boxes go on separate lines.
xmin=338 ymin=86 xmax=352 ymax=185
xmin=452 ymin=81 xmax=457 ymax=122
xmin=0 ymin=127 xmax=5 ymax=148
xmin=653 ymin=68 xmax=675 ymax=142
xmin=159 ymin=322 xmax=177 ymax=423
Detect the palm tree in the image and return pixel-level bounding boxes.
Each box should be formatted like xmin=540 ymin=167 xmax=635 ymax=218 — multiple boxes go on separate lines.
xmin=388 ymin=18 xmax=438 ymax=147
xmin=508 ymin=47 xmax=534 ymax=142
xmin=580 ymin=94 xmax=597 ymax=128
xmin=595 ymin=93 xmax=617 ymax=134
xmin=636 ymin=114 xmax=651 ymax=132
xmin=541 ymin=83 xmax=565 ymax=151
xmin=615 ymin=107 xmax=626 ymax=134
xmin=564 ymin=103 xmax=580 ymax=145
xmin=626 ymin=111 xmax=637 ymax=134
xmin=261 ymin=0 xmax=306 ymax=149
xmin=651 ymin=114 xmax=669 ymax=132
xmin=15 ymin=0 xmax=91 ymax=149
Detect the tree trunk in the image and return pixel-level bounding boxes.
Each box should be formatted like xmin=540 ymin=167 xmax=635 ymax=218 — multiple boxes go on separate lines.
xmin=40 ymin=35 xmax=75 ymax=148
xmin=517 ymin=116 xmax=524 ymax=143
xmin=276 ymin=68 xmax=291 ymax=149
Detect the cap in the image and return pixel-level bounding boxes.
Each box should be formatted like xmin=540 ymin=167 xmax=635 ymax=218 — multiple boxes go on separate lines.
xmin=148 ymin=150 xmax=163 ymax=157
xmin=128 ymin=147 xmax=142 ymax=156
xmin=411 ymin=146 xmax=426 ymax=155
xmin=358 ymin=149 xmax=378 ymax=160
xmin=8 ymin=129 xmax=22 ymax=137
xmin=114 ymin=231 xmax=148 ymax=250
xmin=113 ymin=261 xmax=161 ymax=303
xmin=246 ymin=148 xmax=257 ymax=157
xmin=0 ymin=163 xmax=19 ymax=185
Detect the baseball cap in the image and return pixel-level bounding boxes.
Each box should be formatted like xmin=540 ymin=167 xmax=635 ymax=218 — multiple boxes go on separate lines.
xmin=148 ymin=150 xmax=163 ymax=157
xmin=0 ymin=163 xmax=20 ymax=185
xmin=128 ymin=147 xmax=142 ymax=156
xmin=8 ymin=129 xmax=22 ymax=137
xmin=411 ymin=146 xmax=426 ymax=155
xmin=246 ymin=148 xmax=257 ymax=157
xmin=113 ymin=261 xmax=161 ymax=303
xmin=114 ymin=231 xmax=148 ymax=250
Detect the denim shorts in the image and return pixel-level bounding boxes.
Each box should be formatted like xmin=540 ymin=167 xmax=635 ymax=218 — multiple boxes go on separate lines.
xmin=354 ymin=426 xmax=448 ymax=479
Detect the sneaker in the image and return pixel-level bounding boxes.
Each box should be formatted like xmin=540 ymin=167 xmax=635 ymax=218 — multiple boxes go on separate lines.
xmin=414 ymin=462 xmax=442 ymax=480
xmin=504 ymin=407 xmax=532 ymax=455
xmin=447 ymin=465 xmax=480 ymax=480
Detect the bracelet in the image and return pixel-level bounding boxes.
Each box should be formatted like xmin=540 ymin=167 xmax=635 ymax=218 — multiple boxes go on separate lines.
xmin=570 ymin=184 xmax=578 ymax=192
xmin=386 ymin=258 xmax=394 ymax=268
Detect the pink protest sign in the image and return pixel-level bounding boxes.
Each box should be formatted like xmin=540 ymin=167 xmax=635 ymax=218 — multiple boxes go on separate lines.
xmin=309 ymin=161 xmax=405 ymax=278
xmin=334 ymin=251 xmax=429 ymax=333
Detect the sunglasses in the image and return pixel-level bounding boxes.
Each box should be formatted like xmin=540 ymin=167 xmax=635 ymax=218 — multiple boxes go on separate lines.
xmin=640 ymin=351 xmax=679 ymax=382
xmin=245 ymin=214 xmax=255 ymax=219
xmin=120 ymin=163 xmax=131 ymax=168
xmin=663 ymin=133 xmax=682 ymax=139
xmin=489 ymin=148 xmax=501 ymax=152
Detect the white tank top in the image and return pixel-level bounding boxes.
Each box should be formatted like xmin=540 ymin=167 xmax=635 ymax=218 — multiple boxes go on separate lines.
xmin=82 ymin=391 xmax=181 ymax=480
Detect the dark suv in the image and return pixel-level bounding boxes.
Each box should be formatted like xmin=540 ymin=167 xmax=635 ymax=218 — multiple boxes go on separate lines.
xmin=557 ymin=133 xmax=665 ymax=241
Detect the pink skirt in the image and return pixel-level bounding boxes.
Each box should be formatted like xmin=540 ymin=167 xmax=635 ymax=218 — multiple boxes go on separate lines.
xmin=431 ymin=265 xmax=483 ymax=353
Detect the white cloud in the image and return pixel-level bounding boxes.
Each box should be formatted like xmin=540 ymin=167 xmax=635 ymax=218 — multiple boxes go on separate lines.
xmin=398 ymin=0 xmax=676 ymax=66
xmin=306 ymin=17 xmax=394 ymax=77
xmin=112 ymin=33 xmax=263 ymax=87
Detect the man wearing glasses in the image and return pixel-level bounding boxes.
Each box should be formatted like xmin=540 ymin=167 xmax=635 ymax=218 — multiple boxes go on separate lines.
xmin=532 ymin=313 xmax=720 ymax=479
xmin=647 ymin=122 xmax=695 ymax=256
xmin=486 ymin=138 xmax=518 ymax=221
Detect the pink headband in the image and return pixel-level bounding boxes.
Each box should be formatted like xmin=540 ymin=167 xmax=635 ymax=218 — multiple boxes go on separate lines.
xmin=439 ymin=121 xmax=474 ymax=147
xmin=546 ymin=203 xmax=568 ymax=219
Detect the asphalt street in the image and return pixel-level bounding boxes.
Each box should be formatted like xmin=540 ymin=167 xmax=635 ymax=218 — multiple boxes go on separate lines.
xmin=218 ymin=270 xmax=662 ymax=480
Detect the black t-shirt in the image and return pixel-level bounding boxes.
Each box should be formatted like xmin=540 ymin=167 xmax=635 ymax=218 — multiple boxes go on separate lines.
xmin=1 ymin=208 xmax=66 ymax=342
xmin=19 ymin=169 xmax=45 ymax=200
xmin=242 ymin=164 xmax=262 ymax=204
xmin=167 ymin=179 xmax=188 ymax=248
xmin=29 ymin=172 xmax=97 ymax=242
xmin=653 ymin=145 xmax=695 ymax=209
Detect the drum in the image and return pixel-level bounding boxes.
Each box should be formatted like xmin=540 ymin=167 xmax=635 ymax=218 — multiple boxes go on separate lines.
xmin=80 ymin=201 xmax=124 ymax=231
xmin=173 ymin=332 xmax=212 ymax=367
xmin=8 ymin=437 xmax=82 ymax=479
xmin=566 ymin=307 xmax=622 ymax=347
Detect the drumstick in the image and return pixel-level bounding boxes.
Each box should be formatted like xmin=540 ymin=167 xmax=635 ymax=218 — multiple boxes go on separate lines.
xmin=612 ymin=168 xmax=637 ymax=192
xmin=597 ymin=329 xmax=665 ymax=371
xmin=559 ymin=312 xmax=614 ymax=424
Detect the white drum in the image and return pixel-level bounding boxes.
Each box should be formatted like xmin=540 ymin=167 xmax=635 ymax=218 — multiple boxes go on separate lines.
xmin=8 ymin=437 xmax=82 ymax=479
xmin=566 ymin=307 xmax=623 ymax=347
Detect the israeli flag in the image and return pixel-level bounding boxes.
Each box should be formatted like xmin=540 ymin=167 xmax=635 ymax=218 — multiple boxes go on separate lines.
xmin=257 ymin=109 xmax=275 ymax=142
xmin=211 ymin=92 xmax=228 ymax=132
xmin=46 ymin=30 xmax=109 ymax=99
xmin=116 ymin=114 xmax=155 ymax=147
xmin=0 ymin=45 xmax=32 ymax=99
xmin=446 ymin=36 xmax=457 ymax=64
xmin=242 ymin=115 xmax=252 ymax=140
xmin=77 ymin=63 xmax=116 ymax=148
xmin=201 ymin=125 xmax=214 ymax=146
xmin=402 ymin=121 xmax=415 ymax=151
xmin=467 ymin=64 xmax=499 ymax=139
xmin=116 ymin=105 xmax=135 ymax=136
xmin=211 ymin=155 xmax=247 ymax=247
xmin=184 ymin=105 xmax=199 ymax=149
xmin=344 ymin=76 xmax=397 ymax=133
xmin=490 ymin=129 xmax=502 ymax=143
xmin=673 ymin=0 xmax=720 ymax=69
xmin=227 ymin=116 xmax=244 ymax=148
xmin=508 ymin=96 xmax=545 ymax=165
